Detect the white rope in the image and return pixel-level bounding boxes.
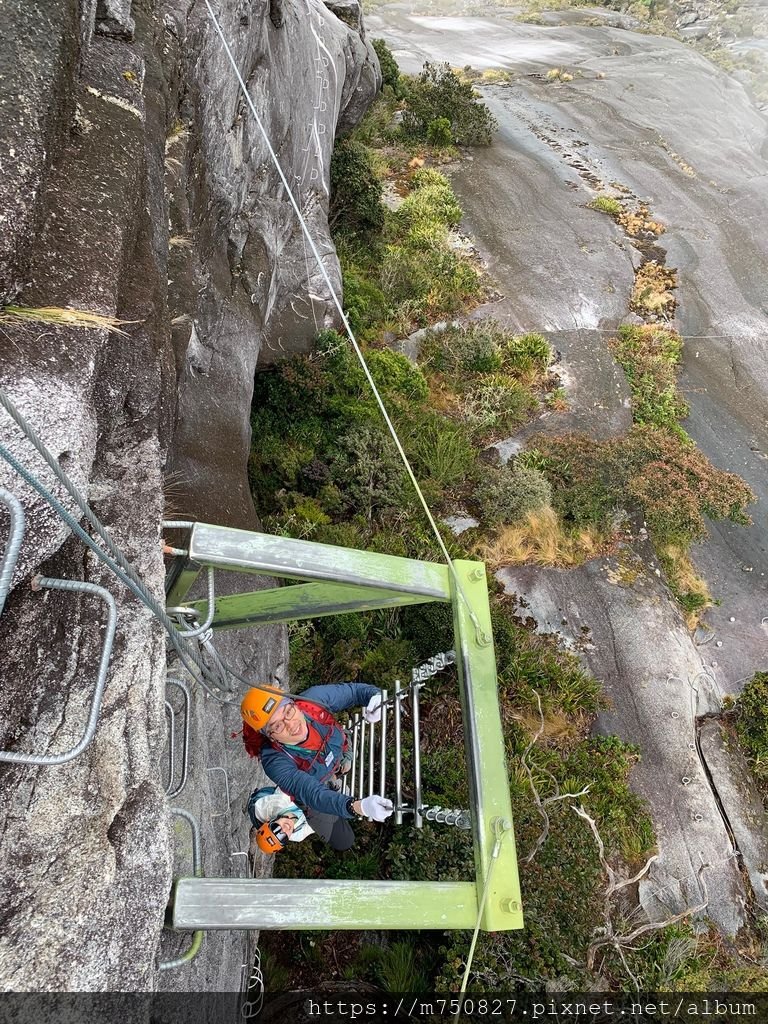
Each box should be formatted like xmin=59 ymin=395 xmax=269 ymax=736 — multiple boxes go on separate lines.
xmin=204 ymin=1 xmax=487 ymax=641
xmin=454 ymin=818 xmax=512 ymax=1019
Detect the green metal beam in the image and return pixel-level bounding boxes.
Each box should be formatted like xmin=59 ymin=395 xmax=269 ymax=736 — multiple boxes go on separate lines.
xmin=171 ymin=879 xmax=479 ymax=930
xmin=186 ymin=581 xmax=437 ymax=631
xmin=187 ymin=523 xmax=452 ymax=600
xmin=165 ymin=556 xmax=202 ymax=608
xmin=450 ymin=560 xmax=523 ymax=932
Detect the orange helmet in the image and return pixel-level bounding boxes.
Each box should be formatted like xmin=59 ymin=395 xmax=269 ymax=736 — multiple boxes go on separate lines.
xmin=240 ymin=685 xmax=288 ymax=731
xmin=255 ymin=819 xmax=289 ymax=855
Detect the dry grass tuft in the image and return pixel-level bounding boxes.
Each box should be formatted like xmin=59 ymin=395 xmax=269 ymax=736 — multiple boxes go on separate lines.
xmin=169 ymin=235 xmax=193 ymax=251
xmin=661 ymin=543 xmax=713 ymax=629
xmin=630 ymin=261 xmax=677 ymax=318
xmin=0 ymin=304 xmax=137 ymax=336
xmin=474 ymin=505 xmax=605 ymax=568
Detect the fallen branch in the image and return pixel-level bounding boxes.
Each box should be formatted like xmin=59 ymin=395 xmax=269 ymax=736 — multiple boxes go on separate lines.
xmin=571 ymin=803 xmax=709 ymax=987
xmin=522 ymin=691 xmax=589 ymax=864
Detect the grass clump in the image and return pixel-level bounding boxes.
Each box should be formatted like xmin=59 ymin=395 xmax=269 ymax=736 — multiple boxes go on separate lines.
xmin=590 ymin=194 xmax=623 ymax=216
xmin=0 ymin=304 xmax=136 ymax=336
xmin=610 ymin=323 xmax=688 ymax=430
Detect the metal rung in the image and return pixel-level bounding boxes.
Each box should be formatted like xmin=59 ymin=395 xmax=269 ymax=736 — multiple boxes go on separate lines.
xmin=166 ymin=677 xmax=191 ymax=798
xmin=0 ymin=576 xmax=117 ymax=766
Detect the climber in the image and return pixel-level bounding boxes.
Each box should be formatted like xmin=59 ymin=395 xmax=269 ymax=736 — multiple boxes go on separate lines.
xmin=241 ymin=682 xmax=393 ymax=851
xmin=247 ymin=784 xmax=314 ymax=855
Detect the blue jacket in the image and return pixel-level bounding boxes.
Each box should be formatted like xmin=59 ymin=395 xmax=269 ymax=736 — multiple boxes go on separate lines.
xmin=260 ymin=682 xmax=380 ymax=818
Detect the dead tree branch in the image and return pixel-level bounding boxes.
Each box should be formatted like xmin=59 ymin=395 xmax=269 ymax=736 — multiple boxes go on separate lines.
xmin=571 ymin=803 xmax=709 ymax=988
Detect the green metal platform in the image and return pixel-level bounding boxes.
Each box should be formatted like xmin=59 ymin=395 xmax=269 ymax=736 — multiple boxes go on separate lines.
xmin=166 ymin=523 xmax=523 ymax=932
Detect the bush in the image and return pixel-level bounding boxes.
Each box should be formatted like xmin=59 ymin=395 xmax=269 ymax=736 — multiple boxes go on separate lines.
xmin=366 ymin=348 xmax=429 ymax=402
xmin=330 ymin=139 xmax=385 ymax=238
xmin=733 ymin=672 xmax=768 ymax=788
xmin=422 ymin=322 xmax=504 ymax=374
xmin=427 ymin=116 xmax=453 ymax=147
xmin=476 ymin=464 xmax=552 ymax=526
xmin=402 ymin=62 xmax=498 ymax=146
xmin=372 ymin=38 xmax=402 ymax=95
xmin=330 ymin=424 xmax=407 ymax=520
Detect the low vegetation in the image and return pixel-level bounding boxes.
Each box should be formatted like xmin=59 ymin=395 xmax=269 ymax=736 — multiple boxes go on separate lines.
xmin=254 ymin=42 xmax=762 ymax=994
xmin=728 ymin=672 xmax=768 ymax=795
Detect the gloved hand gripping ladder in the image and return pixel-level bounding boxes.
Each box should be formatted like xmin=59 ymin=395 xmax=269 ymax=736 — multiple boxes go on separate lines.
xmin=346 ymin=651 xmax=468 ymax=828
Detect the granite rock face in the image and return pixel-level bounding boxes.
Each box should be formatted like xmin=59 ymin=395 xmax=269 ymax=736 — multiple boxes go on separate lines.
xmin=0 ymin=0 xmax=378 ymax=991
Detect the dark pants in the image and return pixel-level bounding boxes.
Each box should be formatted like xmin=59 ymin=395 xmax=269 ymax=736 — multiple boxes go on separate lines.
xmin=305 ymin=807 xmax=355 ymax=851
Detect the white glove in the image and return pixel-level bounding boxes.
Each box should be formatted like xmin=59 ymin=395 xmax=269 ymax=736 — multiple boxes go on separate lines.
xmin=362 ymin=694 xmax=383 ymax=724
xmin=360 ymin=795 xmax=394 ymax=822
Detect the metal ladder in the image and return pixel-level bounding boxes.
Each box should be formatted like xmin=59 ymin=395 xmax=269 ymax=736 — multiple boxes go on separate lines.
xmin=343 ymin=650 xmax=471 ymax=831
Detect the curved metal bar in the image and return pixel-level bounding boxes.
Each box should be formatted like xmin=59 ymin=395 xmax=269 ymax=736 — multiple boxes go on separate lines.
xmin=0 ymin=576 xmax=117 ymax=765
xmin=165 ymin=677 xmax=191 ymax=798
xmin=157 ymin=928 xmax=203 ymax=971
xmin=170 ymin=806 xmax=203 ymax=875
xmin=176 ymin=567 xmax=216 ymax=639
xmin=162 ymin=520 xmax=196 ymax=529
xmin=206 ymin=765 xmax=231 ymax=818
xmin=159 ymin=807 xmax=204 ymax=971
xmin=0 ymin=487 xmax=25 ymax=618
xmin=164 ymin=701 xmax=176 ymax=796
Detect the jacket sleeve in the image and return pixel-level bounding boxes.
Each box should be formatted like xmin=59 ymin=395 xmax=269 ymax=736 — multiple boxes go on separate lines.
xmin=260 ymin=745 xmax=355 ymax=818
xmin=299 ymin=681 xmax=381 ymax=714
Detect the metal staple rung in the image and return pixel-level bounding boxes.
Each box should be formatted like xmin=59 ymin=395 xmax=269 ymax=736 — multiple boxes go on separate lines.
xmin=0 ymin=487 xmax=25 ymax=618
xmin=166 ymin=677 xmax=192 ymax=798
xmin=206 ymin=766 xmax=231 ymax=818
xmin=159 ymin=808 xmax=204 ymax=971
xmin=164 ymin=701 xmax=176 ymax=796
xmin=0 ymin=575 xmax=117 ymax=766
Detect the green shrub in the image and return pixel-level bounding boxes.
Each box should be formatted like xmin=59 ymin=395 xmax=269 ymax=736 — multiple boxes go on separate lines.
xmin=611 ymin=324 xmax=689 ymax=429
xmin=395 ymin=176 xmax=463 ymax=229
xmin=330 ymin=139 xmax=385 ymax=238
xmin=476 ymin=464 xmax=552 ymax=526
xmin=427 ymin=116 xmax=453 ymax=147
xmin=733 ymin=672 xmax=768 ymax=788
xmin=402 ymin=62 xmax=498 ymax=146
xmin=366 ymin=348 xmax=429 ymax=402
xmin=422 ymin=322 xmax=504 ymax=374
xmin=372 ymin=38 xmax=402 ymax=95
xmin=341 ymin=265 xmax=390 ymax=337
xmin=330 ymin=424 xmax=408 ymax=520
